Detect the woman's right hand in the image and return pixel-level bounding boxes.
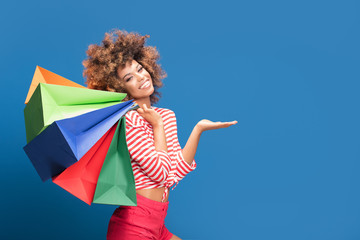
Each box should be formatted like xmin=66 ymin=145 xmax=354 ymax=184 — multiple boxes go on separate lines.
xmin=136 ymin=104 xmax=163 ymax=127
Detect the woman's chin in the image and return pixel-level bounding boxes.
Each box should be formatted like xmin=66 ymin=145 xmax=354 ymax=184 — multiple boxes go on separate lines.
xmin=143 ymin=87 xmax=154 ymax=96
xmin=133 ymin=92 xmax=153 ymax=100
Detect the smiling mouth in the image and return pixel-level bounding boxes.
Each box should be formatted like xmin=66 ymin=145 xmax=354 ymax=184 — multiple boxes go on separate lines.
xmin=139 ymin=79 xmax=151 ymax=89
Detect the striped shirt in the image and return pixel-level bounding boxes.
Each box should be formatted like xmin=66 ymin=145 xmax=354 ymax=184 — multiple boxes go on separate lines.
xmin=125 ymin=106 xmax=197 ymax=202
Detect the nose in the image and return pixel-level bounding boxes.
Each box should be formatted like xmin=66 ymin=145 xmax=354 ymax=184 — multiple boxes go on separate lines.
xmin=135 ymin=72 xmax=146 ymax=81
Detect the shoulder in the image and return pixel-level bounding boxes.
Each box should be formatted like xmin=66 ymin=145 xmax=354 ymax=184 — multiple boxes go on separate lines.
xmin=124 ymin=106 xmax=177 ymax=127
xmin=125 ymin=109 xmax=143 ymax=127
xmin=153 ymin=106 xmax=176 ymax=118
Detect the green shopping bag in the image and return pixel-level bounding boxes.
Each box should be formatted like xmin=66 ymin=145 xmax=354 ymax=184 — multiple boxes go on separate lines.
xmin=93 ymin=116 xmax=137 ymax=206
xmin=24 ymin=83 xmax=127 ymax=143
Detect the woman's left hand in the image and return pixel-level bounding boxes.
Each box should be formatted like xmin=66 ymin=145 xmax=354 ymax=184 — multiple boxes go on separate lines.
xmin=196 ymin=119 xmax=238 ymax=133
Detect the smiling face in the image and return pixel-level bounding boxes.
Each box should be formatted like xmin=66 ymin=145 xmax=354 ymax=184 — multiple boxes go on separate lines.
xmin=117 ymin=59 xmax=154 ymax=101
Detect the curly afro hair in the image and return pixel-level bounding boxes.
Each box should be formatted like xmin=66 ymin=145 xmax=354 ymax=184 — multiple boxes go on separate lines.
xmin=82 ymin=29 xmax=167 ymax=104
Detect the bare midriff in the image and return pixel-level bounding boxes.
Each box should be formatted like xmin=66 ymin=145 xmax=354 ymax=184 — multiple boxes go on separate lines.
xmin=136 ymin=187 xmax=170 ymax=203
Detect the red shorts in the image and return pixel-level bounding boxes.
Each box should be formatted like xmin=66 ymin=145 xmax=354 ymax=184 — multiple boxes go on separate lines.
xmin=107 ymin=193 xmax=173 ymax=240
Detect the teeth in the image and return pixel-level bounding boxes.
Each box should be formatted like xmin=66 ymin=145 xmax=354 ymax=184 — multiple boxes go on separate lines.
xmin=140 ymin=80 xmax=150 ymax=89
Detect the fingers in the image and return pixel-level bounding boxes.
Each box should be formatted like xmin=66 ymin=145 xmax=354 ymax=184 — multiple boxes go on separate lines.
xmin=137 ymin=104 xmax=148 ymax=114
xmin=141 ymin=104 xmax=153 ymax=112
xmin=137 ymin=108 xmax=144 ymax=114
xmin=225 ymin=121 xmax=238 ymax=126
xmin=223 ymin=121 xmax=237 ymax=125
xmin=142 ymin=104 xmax=148 ymax=111
xmin=137 ymin=104 xmax=154 ymax=116
xmin=218 ymin=123 xmax=231 ymax=128
xmin=218 ymin=121 xmax=238 ymax=128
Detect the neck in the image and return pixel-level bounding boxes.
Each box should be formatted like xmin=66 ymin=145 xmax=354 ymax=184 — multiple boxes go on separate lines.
xmin=134 ymin=97 xmax=152 ymax=108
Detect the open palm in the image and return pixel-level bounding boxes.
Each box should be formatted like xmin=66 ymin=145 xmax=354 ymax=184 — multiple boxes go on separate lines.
xmin=197 ymin=119 xmax=238 ymax=132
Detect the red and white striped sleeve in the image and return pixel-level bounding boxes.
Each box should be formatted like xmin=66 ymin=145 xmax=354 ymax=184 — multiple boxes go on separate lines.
xmin=125 ymin=111 xmax=172 ymax=183
xmin=170 ymin=111 xmax=197 ymax=181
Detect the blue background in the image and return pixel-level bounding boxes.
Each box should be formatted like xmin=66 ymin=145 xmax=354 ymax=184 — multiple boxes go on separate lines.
xmin=1 ymin=0 xmax=359 ymax=239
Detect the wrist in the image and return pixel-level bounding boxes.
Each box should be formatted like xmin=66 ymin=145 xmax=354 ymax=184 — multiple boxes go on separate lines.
xmin=194 ymin=124 xmax=203 ymax=135
xmin=152 ymin=121 xmax=164 ymax=129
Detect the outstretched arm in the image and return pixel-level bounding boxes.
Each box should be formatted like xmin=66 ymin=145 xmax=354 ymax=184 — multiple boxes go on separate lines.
xmin=181 ymin=119 xmax=238 ymax=165
xmin=181 ymin=125 xmax=202 ymax=166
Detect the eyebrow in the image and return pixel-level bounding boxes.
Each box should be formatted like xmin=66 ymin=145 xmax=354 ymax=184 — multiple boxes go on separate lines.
xmin=123 ymin=63 xmax=140 ymax=80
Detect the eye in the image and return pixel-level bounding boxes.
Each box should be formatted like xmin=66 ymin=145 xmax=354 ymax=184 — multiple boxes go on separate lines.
xmin=125 ymin=66 xmax=143 ymax=82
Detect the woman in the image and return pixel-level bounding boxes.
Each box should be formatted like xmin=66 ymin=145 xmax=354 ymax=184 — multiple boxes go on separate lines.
xmin=82 ymin=29 xmax=237 ymax=240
